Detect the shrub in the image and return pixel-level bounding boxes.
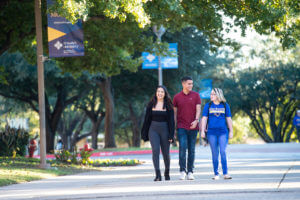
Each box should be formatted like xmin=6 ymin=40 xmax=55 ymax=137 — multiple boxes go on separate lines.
xmin=79 ymin=144 xmax=93 ymax=165
xmin=0 ymin=126 xmax=29 ymax=157
xmin=54 ymin=149 xmax=78 ymax=164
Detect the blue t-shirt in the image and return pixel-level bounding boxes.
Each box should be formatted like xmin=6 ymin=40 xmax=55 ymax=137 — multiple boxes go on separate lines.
xmin=293 ymin=115 xmax=300 ymax=128
xmin=203 ymin=102 xmax=232 ymax=135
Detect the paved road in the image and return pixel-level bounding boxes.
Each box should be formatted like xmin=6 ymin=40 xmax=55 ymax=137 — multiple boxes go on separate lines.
xmin=1 ymin=143 xmax=300 ymax=200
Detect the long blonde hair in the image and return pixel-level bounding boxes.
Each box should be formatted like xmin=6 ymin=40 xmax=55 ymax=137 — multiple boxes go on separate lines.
xmin=213 ymin=88 xmax=226 ymax=103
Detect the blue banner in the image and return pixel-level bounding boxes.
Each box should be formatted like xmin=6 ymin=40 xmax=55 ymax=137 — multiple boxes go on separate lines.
xmin=142 ymin=43 xmax=178 ymax=69
xmin=199 ymin=79 xmax=212 ymax=99
xmin=47 ymin=0 xmax=84 ymax=57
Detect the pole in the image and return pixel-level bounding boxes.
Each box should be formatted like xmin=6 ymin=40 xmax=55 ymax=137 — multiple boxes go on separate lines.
xmin=153 ymin=25 xmax=166 ymax=86
xmin=34 ymin=0 xmax=49 ymax=169
xmin=158 ymin=55 xmax=162 ymax=86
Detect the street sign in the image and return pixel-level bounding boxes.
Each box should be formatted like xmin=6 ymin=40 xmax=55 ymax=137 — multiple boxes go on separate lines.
xmin=142 ymin=52 xmax=159 ymax=69
xmin=142 ymin=43 xmax=178 ymax=69
xmin=199 ymin=79 xmax=212 ymax=99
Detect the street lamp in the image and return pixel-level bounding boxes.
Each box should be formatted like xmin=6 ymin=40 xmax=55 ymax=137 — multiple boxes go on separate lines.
xmin=153 ymin=25 xmax=166 ymax=86
xmin=34 ymin=0 xmax=49 ymax=169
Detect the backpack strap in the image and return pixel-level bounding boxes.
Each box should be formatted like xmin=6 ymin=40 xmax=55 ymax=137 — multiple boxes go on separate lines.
xmin=206 ymin=102 xmax=212 ymax=131
xmin=221 ymin=102 xmax=227 ymax=115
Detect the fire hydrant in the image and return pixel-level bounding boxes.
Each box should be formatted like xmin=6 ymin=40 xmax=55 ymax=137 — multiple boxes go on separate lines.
xmin=28 ymin=139 xmax=37 ymax=158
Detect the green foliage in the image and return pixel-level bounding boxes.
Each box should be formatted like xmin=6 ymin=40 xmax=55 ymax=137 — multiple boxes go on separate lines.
xmin=51 ymin=0 xmax=300 ymax=49
xmin=91 ymin=158 xmax=140 ymax=167
xmin=54 ymin=149 xmax=78 ymax=164
xmin=57 ymin=17 xmax=153 ymax=76
xmin=51 ymin=0 xmax=150 ymax=27
xmin=79 ymin=147 xmax=93 ymax=165
xmin=0 ymin=51 xmax=100 ymax=151
xmin=217 ymin=36 xmax=300 ymax=142
xmin=229 ymin=112 xmax=260 ymax=144
xmin=0 ymin=0 xmax=36 ymax=55
xmin=0 ymin=126 xmax=29 ymax=157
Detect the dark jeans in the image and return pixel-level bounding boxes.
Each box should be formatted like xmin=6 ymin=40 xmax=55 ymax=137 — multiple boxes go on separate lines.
xmin=177 ymin=128 xmax=198 ymax=173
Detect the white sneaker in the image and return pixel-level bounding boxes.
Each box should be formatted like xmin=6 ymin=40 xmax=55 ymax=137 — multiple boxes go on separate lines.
xmin=187 ymin=172 xmax=195 ymax=180
xmin=179 ymin=171 xmax=186 ymax=180
xmin=224 ymin=174 xmax=232 ymax=180
xmin=212 ymin=175 xmax=219 ymax=180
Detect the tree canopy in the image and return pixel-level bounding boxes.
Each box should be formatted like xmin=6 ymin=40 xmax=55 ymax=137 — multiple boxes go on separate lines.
xmin=218 ymin=37 xmax=300 ymax=142
xmin=53 ymin=0 xmax=300 ymax=49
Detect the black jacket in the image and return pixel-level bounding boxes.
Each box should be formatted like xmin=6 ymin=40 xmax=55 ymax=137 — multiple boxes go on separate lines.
xmin=141 ymin=103 xmax=175 ymax=142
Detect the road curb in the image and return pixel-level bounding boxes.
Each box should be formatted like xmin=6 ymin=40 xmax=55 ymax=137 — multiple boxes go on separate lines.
xmin=32 ymin=149 xmax=179 ymax=159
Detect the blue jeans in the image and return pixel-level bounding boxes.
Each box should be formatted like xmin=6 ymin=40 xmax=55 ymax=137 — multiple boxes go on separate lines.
xmin=177 ymin=128 xmax=198 ymax=173
xmin=207 ymin=133 xmax=228 ymax=175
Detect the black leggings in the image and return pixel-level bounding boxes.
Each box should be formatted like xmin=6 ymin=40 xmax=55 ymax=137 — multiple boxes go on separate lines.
xmin=149 ymin=121 xmax=170 ymax=171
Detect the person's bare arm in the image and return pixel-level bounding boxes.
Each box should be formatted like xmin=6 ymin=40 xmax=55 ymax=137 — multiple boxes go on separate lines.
xmin=173 ymin=107 xmax=177 ymax=139
xmin=190 ymin=104 xmax=201 ymax=129
xmin=201 ymin=117 xmax=208 ymax=138
xmin=174 ymin=107 xmax=177 ymax=127
xmin=226 ymin=117 xmax=233 ymax=139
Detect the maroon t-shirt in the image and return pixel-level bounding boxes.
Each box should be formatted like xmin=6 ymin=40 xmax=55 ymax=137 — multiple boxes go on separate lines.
xmin=173 ymin=91 xmax=201 ymax=130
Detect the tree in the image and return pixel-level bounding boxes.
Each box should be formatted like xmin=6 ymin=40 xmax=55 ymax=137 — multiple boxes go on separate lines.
xmin=54 ymin=0 xmax=300 ymax=49
xmin=56 ymin=108 xmax=88 ymax=150
xmin=1 ymin=0 xmax=299 ymax=148
xmin=227 ymin=64 xmax=299 ymax=142
xmin=218 ymin=37 xmax=300 ymax=142
xmin=0 ymin=52 xmax=93 ymax=152
xmin=76 ymin=85 xmax=105 ymax=149
xmin=112 ymin=69 xmax=156 ymax=147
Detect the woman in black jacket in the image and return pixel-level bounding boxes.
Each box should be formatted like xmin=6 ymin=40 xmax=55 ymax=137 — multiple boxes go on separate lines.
xmin=141 ymin=85 xmax=175 ymax=181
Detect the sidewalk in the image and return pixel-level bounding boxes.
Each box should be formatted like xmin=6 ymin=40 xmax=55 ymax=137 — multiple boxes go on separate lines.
xmin=1 ymin=143 xmax=300 ymax=200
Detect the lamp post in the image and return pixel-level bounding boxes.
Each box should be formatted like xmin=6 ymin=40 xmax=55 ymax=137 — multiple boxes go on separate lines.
xmin=153 ymin=25 xmax=166 ymax=86
xmin=34 ymin=0 xmax=49 ymax=169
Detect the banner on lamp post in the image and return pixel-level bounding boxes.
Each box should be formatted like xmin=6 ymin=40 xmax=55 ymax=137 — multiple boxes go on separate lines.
xmin=199 ymin=79 xmax=212 ymax=99
xmin=47 ymin=0 xmax=84 ymax=57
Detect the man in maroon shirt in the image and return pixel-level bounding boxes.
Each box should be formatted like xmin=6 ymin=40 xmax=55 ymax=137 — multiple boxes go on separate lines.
xmin=173 ymin=76 xmax=201 ymax=180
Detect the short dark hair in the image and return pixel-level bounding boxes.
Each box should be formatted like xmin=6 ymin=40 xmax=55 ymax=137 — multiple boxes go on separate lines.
xmin=181 ymin=76 xmax=193 ymax=82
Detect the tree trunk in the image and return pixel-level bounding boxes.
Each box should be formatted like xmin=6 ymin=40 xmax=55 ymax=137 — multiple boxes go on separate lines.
xmin=45 ymin=120 xmax=55 ymax=153
xmin=91 ymin=113 xmax=105 ymax=149
xmin=98 ymin=78 xmax=116 ymax=148
xmin=128 ymin=104 xmax=140 ymax=147
xmin=285 ymin=126 xmax=295 ymax=142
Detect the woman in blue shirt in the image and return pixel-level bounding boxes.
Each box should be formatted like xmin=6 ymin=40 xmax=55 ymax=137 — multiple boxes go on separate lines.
xmin=201 ymin=88 xmax=233 ymax=180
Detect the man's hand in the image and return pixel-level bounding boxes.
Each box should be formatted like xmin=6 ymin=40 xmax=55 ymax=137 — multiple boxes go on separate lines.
xmin=190 ymin=120 xmax=198 ymax=129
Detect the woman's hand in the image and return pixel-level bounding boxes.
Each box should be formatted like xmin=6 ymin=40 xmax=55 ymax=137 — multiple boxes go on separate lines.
xmin=229 ymin=131 xmax=233 ymax=139
xmin=201 ymin=131 xmax=206 ymax=138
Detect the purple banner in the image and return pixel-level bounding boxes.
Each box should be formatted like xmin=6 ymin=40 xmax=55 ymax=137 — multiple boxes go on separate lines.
xmin=47 ymin=0 xmax=84 ymax=57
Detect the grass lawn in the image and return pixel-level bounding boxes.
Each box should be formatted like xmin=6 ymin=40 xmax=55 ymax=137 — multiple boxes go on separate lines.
xmin=0 ymin=157 xmax=100 ymax=187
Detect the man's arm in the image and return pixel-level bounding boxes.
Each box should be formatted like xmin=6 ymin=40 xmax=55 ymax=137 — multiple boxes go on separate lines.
xmin=174 ymin=107 xmax=177 ymax=128
xmin=190 ymin=104 xmax=201 ymax=129
xmin=195 ymin=104 xmax=201 ymax=121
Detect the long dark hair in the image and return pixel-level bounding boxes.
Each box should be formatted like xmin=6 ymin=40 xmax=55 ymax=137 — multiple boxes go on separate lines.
xmin=149 ymin=85 xmax=173 ymax=110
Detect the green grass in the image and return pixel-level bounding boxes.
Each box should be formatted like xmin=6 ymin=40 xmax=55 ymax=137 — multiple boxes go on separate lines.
xmin=0 ymin=157 xmax=100 ymax=187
